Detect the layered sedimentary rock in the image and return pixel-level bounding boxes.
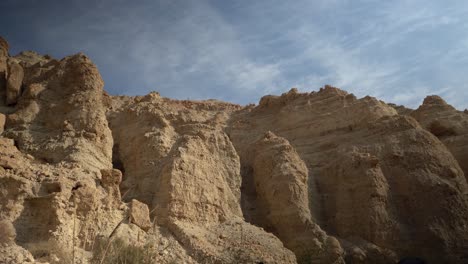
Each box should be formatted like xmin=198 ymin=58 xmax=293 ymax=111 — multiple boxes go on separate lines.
xmin=227 ymin=87 xmax=468 ymax=263
xmin=1 ymin=36 xmax=468 ymax=264
xmin=410 ymin=96 xmax=468 ymax=181
xmin=4 ymin=52 xmax=113 ymax=170
xmin=107 ymin=94 xmax=296 ymax=263
xmin=249 ymin=132 xmax=344 ymax=263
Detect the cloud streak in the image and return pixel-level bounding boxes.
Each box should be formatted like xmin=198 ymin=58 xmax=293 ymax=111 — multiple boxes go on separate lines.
xmin=1 ymin=0 xmax=468 ymax=109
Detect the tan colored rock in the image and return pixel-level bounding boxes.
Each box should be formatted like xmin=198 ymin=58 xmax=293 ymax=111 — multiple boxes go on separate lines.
xmin=324 ymin=150 xmax=393 ymax=244
xmin=157 ymin=130 xmax=242 ymax=224
xmin=4 ymin=53 xmax=113 ymax=171
xmin=228 ymin=87 xmax=468 ymax=263
xmin=0 ymin=37 xmax=8 ymax=106
xmin=0 ymin=36 xmax=8 ymax=56
xmin=170 ymin=219 xmax=297 ymax=263
xmin=0 ymin=137 xmax=20 ymax=170
xmin=129 ymin=199 xmax=152 ymax=231
xmin=14 ymin=51 xmax=58 ymax=87
xmin=0 ymin=113 xmax=5 ymax=134
xmin=107 ymin=95 xmax=295 ymax=262
xmin=250 ymin=131 xmax=344 ymax=263
xmin=5 ymin=59 xmax=24 ymax=105
xmin=0 ymin=244 xmax=35 ymax=264
xmin=388 ymin=103 xmax=413 ymax=115
xmin=410 ymin=95 xmax=468 ymax=181
xmin=0 ymin=37 xmax=7 ymax=62
xmin=2 ymin=36 xmax=468 ymax=264
xmin=0 ymin=220 xmax=16 ymax=245
xmin=100 ymin=169 xmax=122 ymax=207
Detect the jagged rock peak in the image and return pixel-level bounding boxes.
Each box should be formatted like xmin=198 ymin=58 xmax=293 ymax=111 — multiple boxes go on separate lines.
xmin=2 ymin=36 xmax=468 ymax=264
xmin=14 ymin=51 xmax=54 ymax=67
xmin=422 ymin=95 xmax=449 ymax=106
xmin=0 ymin=36 xmax=8 ymax=54
xmin=318 ymin=84 xmax=350 ymax=96
xmin=258 ymin=85 xmax=356 ymax=109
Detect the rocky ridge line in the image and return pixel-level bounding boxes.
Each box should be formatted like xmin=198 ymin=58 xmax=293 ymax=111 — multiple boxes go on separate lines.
xmin=1 ymin=37 xmax=468 ymax=264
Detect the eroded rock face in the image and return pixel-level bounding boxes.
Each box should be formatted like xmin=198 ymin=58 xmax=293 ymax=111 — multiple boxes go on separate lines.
xmin=4 ymin=53 xmax=113 ymax=171
xmin=107 ymin=94 xmax=295 ymax=262
xmin=5 ymin=59 xmax=24 ymax=105
xmin=2 ymin=37 xmax=468 ymax=264
xmin=250 ymin=131 xmax=344 ymax=263
xmin=228 ymin=87 xmax=468 ymax=263
xmin=0 ymin=37 xmax=10 ymax=110
xmin=129 ymin=199 xmax=152 ymax=231
xmin=410 ymin=95 xmax=468 ymax=181
xmin=0 ymin=134 xmax=125 ymax=264
xmin=0 ymin=113 xmax=5 ymax=134
xmin=100 ymin=168 xmax=122 ymax=207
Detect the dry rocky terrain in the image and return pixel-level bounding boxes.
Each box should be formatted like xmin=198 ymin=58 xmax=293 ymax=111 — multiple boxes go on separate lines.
xmin=1 ymin=36 xmax=468 ymax=264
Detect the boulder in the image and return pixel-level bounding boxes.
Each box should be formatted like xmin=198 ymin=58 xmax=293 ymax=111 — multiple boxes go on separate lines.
xmin=129 ymin=199 xmax=152 ymax=232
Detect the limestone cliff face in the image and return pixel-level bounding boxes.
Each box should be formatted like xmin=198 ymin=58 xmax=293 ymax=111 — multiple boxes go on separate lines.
xmin=410 ymin=96 xmax=468 ymax=181
xmin=1 ymin=37 xmax=468 ymax=264
xmin=227 ymin=87 xmax=468 ymax=263
xmin=4 ymin=50 xmax=113 ymax=171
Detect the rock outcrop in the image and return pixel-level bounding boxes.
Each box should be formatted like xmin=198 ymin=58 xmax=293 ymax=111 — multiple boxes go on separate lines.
xmin=3 ymin=52 xmax=113 ymax=171
xmin=1 ymin=38 xmax=468 ymax=264
xmin=107 ymin=93 xmax=296 ymax=263
xmin=5 ymin=59 xmax=24 ymax=105
xmin=227 ymin=86 xmax=468 ymax=263
xmin=410 ymin=95 xmax=468 ymax=181
xmin=129 ymin=199 xmax=152 ymax=232
xmin=0 ymin=37 xmax=10 ymax=113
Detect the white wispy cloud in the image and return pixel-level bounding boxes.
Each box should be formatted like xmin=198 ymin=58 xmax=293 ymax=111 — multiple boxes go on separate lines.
xmin=27 ymin=0 xmax=468 ymax=109
xmin=263 ymin=0 xmax=468 ymax=109
xmin=37 ymin=0 xmax=282 ymax=102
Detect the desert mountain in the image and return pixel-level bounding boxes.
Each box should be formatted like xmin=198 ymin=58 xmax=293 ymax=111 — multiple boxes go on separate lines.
xmin=1 ymin=37 xmax=468 ymax=264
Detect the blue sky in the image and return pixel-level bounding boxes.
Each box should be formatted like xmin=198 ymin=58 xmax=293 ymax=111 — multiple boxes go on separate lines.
xmin=1 ymin=0 xmax=468 ymax=109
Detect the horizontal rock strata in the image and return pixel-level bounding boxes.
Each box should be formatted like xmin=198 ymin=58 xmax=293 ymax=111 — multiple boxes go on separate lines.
xmin=1 ymin=37 xmax=468 ymax=264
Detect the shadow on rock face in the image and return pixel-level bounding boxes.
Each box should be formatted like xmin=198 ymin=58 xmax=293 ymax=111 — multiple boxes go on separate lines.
xmin=398 ymin=257 xmax=426 ymax=264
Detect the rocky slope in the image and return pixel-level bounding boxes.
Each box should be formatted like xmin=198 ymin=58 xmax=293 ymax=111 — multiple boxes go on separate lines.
xmin=1 ymin=36 xmax=468 ymax=264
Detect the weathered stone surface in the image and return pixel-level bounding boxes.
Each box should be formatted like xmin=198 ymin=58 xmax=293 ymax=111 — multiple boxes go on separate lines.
xmin=170 ymin=219 xmax=297 ymax=263
xmin=0 ymin=220 xmax=16 ymax=245
xmin=2 ymin=37 xmax=468 ymax=264
xmin=0 ymin=37 xmax=7 ymax=105
xmin=410 ymin=95 xmax=468 ymax=182
xmin=0 ymin=133 xmax=126 ymax=262
xmin=107 ymin=94 xmax=295 ymax=262
xmin=100 ymin=168 xmax=122 ymax=207
xmin=0 ymin=244 xmax=35 ymax=264
xmin=129 ymin=199 xmax=152 ymax=231
xmin=388 ymin=103 xmax=413 ymax=115
xmin=249 ymin=131 xmax=344 ymax=263
xmin=4 ymin=53 xmax=113 ymax=171
xmin=0 ymin=37 xmax=8 ymax=55
xmin=0 ymin=113 xmax=5 ymax=134
xmin=5 ymin=59 xmax=24 ymax=105
xmin=228 ymin=86 xmax=468 ymax=263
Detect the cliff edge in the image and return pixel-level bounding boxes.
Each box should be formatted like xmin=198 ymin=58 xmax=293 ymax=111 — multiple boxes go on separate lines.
xmin=1 ymin=37 xmax=468 ymax=264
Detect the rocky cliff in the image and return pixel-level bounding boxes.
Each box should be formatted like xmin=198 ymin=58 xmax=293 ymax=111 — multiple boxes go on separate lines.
xmin=1 ymin=37 xmax=468 ymax=264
